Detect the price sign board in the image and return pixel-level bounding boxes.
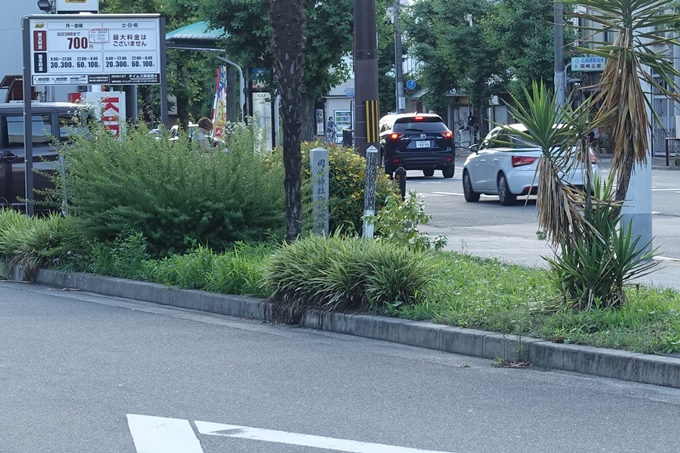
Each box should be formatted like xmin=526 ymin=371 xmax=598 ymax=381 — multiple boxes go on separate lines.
xmin=28 ymin=14 xmax=163 ymax=85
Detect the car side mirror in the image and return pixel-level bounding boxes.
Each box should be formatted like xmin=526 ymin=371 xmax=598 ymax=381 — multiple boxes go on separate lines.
xmin=469 ymin=144 xmax=479 ymax=153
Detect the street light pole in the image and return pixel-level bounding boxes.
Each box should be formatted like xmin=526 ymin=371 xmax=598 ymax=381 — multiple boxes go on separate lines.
xmin=393 ymin=0 xmax=405 ymax=113
xmin=554 ymin=2 xmax=566 ymax=107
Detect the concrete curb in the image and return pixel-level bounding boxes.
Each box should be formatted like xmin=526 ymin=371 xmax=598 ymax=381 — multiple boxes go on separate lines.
xmin=8 ymin=267 xmax=680 ymax=389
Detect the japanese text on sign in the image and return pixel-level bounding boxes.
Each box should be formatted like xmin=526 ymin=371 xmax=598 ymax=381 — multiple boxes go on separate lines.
xmin=29 ymin=15 xmax=161 ymax=85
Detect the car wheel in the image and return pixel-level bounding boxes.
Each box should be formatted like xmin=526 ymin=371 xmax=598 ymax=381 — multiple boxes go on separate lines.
xmin=442 ymin=164 xmax=454 ymax=178
xmin=463 ymin=171 xmax=480 ymax=202
xmin=423 ymin=169 xmax=435 ymax=177
xmin=498 ymin=173 xmax=516 ymax=206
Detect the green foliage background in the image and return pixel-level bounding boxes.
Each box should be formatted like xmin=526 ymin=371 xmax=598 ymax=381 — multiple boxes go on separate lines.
xmin=53 ymin=124 xmax=286 ymax=257
xmin=265 ymin=141 xmax=400 ymax=236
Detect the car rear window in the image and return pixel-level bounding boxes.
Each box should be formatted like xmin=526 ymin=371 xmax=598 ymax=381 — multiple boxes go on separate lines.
xmin=5 ymin=114 xmax=52 ymax=147
xmin=393 ymin=118 xmax=446 ymax=133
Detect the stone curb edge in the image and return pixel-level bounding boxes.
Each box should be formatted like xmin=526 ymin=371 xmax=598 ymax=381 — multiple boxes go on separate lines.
xmin=6 ymin=267 xmax=680 ymax=389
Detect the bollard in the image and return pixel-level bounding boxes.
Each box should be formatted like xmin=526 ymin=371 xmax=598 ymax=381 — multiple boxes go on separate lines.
xmin=394 ymin=166 xmax=407 ymax=201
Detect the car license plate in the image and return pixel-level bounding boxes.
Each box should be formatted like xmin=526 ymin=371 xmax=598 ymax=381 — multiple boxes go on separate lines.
xmin=416 ymin=140 xmax=430 ymax=148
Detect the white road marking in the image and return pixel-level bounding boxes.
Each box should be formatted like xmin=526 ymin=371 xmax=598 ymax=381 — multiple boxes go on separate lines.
xmin=127 ymin=415 xmax=204 ymax=453
xmin=195 ymin=420 xmax=453 ymax=453
xmin=432 ymin=191 xmax=462 ymax=196
xmin=651 ymin=188 xmax=680 ymax=191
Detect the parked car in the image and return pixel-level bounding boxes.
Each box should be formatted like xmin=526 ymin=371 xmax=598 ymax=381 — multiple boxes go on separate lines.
xmin=379 ymin=112 xmax=455 ymax=178
xmin=462 ymin=123 xmax=601 ymax=205
xmin=148 ymin=124 xmax=180 ymax=142
xmin=0 ymin=102 xmax=90 ymax=213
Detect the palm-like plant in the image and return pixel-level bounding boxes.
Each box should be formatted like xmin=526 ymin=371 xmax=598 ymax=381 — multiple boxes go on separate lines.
xmin=564 ymin=0 xmax=680 ymax=206
xmin=505 ymin=81 xmax=658 ymax=308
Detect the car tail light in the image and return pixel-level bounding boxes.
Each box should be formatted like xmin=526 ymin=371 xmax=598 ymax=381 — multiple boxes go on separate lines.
xmin=390 ymin=133 xmax=403 ymax=140
xmin=576 ymin=152 xmax=597 ymax=164
xmin=511 ymin=155 xmax=536 ymax=167
xmin=414 ymin=116 xmax=424 ymax=121
xmin=441 ymin=131 xmax=452 ymax=139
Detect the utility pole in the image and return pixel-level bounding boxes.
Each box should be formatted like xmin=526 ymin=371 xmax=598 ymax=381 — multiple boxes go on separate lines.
xmin=393 ymin=0 xmax=405 ymax=113
xmin=354 ymin=0 xmax=380 ymax=157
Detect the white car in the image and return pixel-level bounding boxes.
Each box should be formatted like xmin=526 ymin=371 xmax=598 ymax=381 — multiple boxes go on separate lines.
xmin=462 ymin=124 xmax=601 ymax=205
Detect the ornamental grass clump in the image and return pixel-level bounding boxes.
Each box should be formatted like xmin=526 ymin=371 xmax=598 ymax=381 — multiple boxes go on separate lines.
xmin=263 ymin=234 xmax=434 ymax=313
xmin=0 ymin=209 xmax=82 ymax=280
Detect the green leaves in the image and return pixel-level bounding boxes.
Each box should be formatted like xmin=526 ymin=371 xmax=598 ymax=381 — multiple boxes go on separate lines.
xmin=263 ymin=235 xmax=435 ymax=312
xmin=367 ymin=190 xmax=447 ymax=252
xmin=57 ymin=123 xmax=286 ymax=257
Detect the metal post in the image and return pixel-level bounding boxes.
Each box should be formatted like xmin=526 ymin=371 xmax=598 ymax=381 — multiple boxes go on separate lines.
xmin=554 ymin=2 xmax=565 ymax=107
xmin=362 ymin=145 xmax=378 ymax=238
xmin=22 ymin=17 xmax=34 ymax=216
xmin=393 ymin=0 xmax=405 ymax=113
xmin=159 ymin=17 xmax=169 ymax=127
xmin=394 ymin=166 xmax=406 ymax=200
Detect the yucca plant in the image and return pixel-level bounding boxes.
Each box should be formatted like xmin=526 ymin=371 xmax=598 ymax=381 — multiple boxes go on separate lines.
xmin=504 ymin=81 xmax=657 ymax=308
xmin=545 ymin=175 xmax=658 ymax=309
xmin=565 ymin=0 xmax=680 ymax=206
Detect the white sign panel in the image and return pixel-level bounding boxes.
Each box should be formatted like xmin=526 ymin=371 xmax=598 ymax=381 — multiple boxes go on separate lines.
xmin=56 ymin=0 xmax=99 ymax=13
xmin=571 ymin=56 xmax=606 ymax=72
xmin=29 ymin=14 xmax=161 ymax=85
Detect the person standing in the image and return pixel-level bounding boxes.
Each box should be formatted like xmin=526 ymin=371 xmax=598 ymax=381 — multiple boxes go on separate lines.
xmin=196 ymin=117 xmax=214 ymax=151
xmin=326 ymin=116 xmax=336 ymax=143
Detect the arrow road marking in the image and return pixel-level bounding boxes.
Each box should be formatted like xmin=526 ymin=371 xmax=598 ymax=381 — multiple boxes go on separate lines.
xmin=195 ymin=420 xmax=454 ymax=453
xmin=127 ymin=415 xmax=204 ymax=453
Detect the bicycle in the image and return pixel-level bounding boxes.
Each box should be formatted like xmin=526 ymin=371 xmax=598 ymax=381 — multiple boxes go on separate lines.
xmin=325 ymin=129 xmax=337 ymax=144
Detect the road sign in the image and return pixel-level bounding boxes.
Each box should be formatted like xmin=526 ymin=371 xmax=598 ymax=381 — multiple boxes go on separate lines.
xmin=344 ymin=87 xmax=355 ymax=97
xmin=571 ymin=56 xmax=605 ymax=72
xmin=28 ymin=14 xmax=162 ymax=85
xmin=406 ymin=79 xmax=416 ymax=90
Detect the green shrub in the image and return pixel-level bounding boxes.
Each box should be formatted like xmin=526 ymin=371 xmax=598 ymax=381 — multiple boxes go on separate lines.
xmin=145 ymin=242 xmax=272 ymax=297
xmin=0 ymin=209 xmax=33 ymax=259
xmin=369 ymin=190 xmax=447 ymax=252
xmin=544 ymin=177 xmax=658 ymax=309
xmin=265 ymin=140 xmax=399 ymax=236
xmin=50 ymin=123 xmax=286 ymax=257
xmin=85 ymin=231 xmax=152 ymax=279
xmin=263 ymin=235 xmax=434 ymax=312
xmin=0 ymin=210 xmax=82 ymax=280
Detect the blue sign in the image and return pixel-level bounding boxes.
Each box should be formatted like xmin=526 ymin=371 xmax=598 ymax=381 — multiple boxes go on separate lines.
xmin=406 ymin=79 xmax=416 ymax=90
xmin=344 ymin=87 xmax=355 ymax=97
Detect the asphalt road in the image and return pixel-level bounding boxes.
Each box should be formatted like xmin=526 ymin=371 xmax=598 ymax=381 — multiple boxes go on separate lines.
xmin=403 ymin=161 xmax=680 ymax=260
xmin=2 ymin=281 xmax=680 ymax=452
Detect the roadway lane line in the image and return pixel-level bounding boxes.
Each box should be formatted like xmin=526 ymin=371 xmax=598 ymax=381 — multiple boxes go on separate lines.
xmin=195 ymin=420 xmax=453 ymax=453
xmin=127 ymin=415 xmax=204 ymax=453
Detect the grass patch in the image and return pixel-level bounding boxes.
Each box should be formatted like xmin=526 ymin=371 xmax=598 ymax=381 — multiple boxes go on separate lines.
xmin=67 ymin=237 xmax=680 ymax=354
xmin=2 ymin=213 xmax=679 ymax=355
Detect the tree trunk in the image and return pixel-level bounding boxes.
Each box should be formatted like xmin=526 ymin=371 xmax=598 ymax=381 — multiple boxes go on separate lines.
xmin=269 ymin=0 xmax=306 ymax=243
xmin=300 ymin=94 xmax=316 ymax=142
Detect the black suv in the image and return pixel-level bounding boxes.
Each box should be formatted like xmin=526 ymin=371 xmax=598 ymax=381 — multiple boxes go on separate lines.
xmin=0 ymin=102 xmax=89 ymax=212
xmin=378 ymin=113 xmax=455 ymax=178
